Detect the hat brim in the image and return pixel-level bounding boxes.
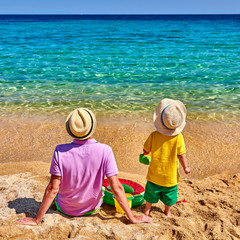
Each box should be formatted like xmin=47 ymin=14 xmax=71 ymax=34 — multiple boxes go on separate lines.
xmin=153 ymin=99 xmax=186 ymax=136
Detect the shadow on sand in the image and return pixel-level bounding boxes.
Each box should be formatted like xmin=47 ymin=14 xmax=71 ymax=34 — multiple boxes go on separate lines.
xmin=8 ymin=197 xmax=56 ymax=218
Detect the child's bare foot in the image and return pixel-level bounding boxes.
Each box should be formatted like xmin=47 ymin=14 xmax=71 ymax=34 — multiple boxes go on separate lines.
xmin=164 ymin=210 xmax=171 ymax=217
xmin=144 ymin=208 xmax=151 ymax=216
xmin=144 ymin=202 xmax=152 ymax=216
xmin=164 ymin=205 xmax=171 ymax=217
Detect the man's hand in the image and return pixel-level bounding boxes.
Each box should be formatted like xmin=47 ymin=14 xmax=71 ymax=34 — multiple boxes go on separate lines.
xmin=16 ymin=217 xmax=38 ymax=226
xmin=131 ymin=214 xmax=153 ymax=224
xmin=107 ymin=175 xmax=152 ymax=224
xmin=16 ymin=175 xmax=61 ymax=227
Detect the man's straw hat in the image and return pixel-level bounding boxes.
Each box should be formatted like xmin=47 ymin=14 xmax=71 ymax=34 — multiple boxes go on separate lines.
xmin=66 ymin=108 xmax=96 ymax=140
xmin=153 ymin=99 xmax=187 ymax=136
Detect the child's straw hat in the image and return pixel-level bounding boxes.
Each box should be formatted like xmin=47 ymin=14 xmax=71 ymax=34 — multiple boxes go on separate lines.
xmin=153 ymin=99 xmax=187 ymax=136
xmin=66 ymin=108 xmax=96 ymax=140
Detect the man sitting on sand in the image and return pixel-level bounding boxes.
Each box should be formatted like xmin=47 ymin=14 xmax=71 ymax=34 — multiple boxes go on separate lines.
xmin=17 ymin=108 xmax=152 ymax=225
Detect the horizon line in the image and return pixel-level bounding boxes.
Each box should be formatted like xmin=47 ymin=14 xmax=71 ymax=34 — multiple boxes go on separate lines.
xmin=0 ymin=13 xmax=240 ymax=15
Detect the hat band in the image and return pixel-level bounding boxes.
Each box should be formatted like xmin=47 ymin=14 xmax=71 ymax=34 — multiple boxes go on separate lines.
xmin=68 ymin=109 xmax=94 ymax=139
xmin=161 ymin=104 xmax=174 ymax=130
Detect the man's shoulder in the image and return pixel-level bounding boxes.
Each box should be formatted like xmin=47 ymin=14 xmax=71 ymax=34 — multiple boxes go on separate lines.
xmin=96 ymin=142 xmax=112 ymax=151
xmin=54 ymin=142 xmax=74 ymax=151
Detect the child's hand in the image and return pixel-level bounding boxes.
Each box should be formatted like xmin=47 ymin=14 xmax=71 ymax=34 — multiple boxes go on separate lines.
xmin=184 ymin=167 xmax=191 ymax=174
xmin=143 ymin=150 xmax=150 ymax=155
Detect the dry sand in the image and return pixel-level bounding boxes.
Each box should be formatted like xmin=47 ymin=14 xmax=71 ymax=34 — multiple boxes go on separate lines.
xmin=0 ymin=114 xmax=240 ymax=239
xmin=0 ymin=162 xmax=239 ymax=240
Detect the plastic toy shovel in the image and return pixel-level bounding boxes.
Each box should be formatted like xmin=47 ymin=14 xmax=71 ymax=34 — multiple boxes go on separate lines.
xmin=139 ymin=154 xmax=151 ymax=165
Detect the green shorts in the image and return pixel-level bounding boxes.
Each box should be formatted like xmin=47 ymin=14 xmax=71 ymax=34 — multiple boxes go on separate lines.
xmin=144 ymin=181 xmax=178 ymax=206
xmin=55 ymin=197 xmax=99 ymax=217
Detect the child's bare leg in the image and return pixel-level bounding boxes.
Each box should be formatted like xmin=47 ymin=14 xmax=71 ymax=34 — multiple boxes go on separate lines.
xmin=164 ymin=205 xmax=171 ymax=217
xmin=144 ymin=201 xmax=152 ymax=216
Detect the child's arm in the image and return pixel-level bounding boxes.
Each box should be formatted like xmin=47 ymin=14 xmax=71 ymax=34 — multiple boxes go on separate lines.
xmin=178 ymin=154 xmax=191 ymax=174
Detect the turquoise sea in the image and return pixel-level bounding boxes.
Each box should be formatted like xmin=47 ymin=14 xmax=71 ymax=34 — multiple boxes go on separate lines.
xmin=0 ymin=15 xmax=239 ymax=121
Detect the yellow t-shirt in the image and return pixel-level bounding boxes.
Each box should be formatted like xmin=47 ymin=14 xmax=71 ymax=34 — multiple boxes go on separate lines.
xmin=144 ymin=131 xmax=186 ymax=187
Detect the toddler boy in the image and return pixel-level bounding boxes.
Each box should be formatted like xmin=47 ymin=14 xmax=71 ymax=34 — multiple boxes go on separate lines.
xmin=143 ymin=99 xmax=190 ymax=216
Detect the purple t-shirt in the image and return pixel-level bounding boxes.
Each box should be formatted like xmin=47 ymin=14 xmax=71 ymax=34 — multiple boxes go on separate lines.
xmin=50 ymin=138 xmax=118 ymax=216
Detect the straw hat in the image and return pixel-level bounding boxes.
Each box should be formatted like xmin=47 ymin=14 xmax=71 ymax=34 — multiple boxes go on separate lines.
xmin=66 ymin=108 xmax=96 ymax=140
xmin=153 ymin=99 xmax=187 ymax=136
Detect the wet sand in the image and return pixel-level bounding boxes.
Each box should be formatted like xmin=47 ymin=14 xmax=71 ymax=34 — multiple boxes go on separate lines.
xmin=0 ymin=113 xmax=240 ymax=239
xmin=0 ymin=113 xmax=240 ymax=179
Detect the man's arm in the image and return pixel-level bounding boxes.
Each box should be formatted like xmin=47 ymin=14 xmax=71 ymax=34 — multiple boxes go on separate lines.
xmin=178 ymin=154 xmax=191 ymax=174
xmin=17 ymin=174 xmax=61 ymax=225
xmin=107 ymin=175 xmax=152 ymax=224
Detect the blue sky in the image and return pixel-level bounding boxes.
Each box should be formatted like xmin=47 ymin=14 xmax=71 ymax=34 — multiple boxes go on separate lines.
xmin=0 ymin=0 xmax=240 ymax=14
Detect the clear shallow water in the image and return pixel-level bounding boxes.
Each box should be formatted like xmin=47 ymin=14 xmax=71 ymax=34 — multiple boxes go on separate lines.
xmin=0 ymin=15 xmax=240 ymax=121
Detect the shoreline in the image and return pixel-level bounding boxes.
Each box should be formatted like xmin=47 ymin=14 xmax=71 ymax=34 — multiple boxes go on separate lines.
xmin=1 ymin=108 xmax=240 ymax=123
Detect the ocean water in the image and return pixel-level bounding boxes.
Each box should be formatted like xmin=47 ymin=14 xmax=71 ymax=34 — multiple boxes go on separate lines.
xmin=0 ymin=15 xmax=240 ymax=121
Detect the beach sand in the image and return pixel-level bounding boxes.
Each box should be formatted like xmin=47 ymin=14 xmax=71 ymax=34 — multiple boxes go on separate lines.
xmin=0 ymin=114 xmax=240 ymax=239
